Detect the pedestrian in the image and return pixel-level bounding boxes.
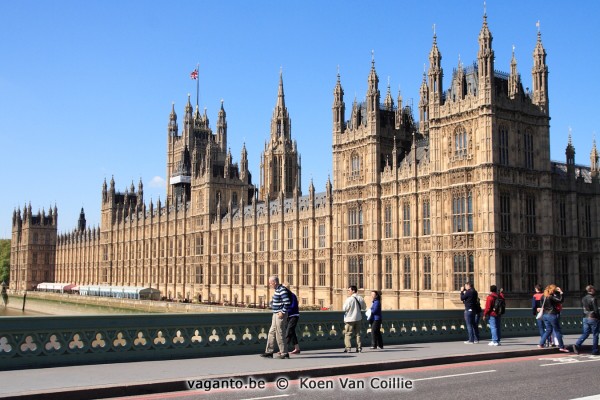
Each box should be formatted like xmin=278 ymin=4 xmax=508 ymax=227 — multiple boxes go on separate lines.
xmin=538 ymin=284 xmax=569 ymax=352
xmin=284 ymin=283 xmax=301 ymax=355
xmin=532 ymin=284 xmax=550 ymax=346
xmin=260 ymin=276 xmax=291 ymax=359
xmin=343 ymin=285 xmax=366 ymax=353
xmin=460 ymin=282 xmax=480 ymax=344
xmin=572 ymin=285 xmax=599 ymax=355
xmin=368 ymin=290 xmax=383 ymax=349
xmin=483 ymin=285 xmax=504 ymax=346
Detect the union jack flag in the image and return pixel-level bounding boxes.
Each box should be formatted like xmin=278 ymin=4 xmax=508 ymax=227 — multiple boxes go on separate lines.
xmin=190 ymin=69 xmax=198 ymax=80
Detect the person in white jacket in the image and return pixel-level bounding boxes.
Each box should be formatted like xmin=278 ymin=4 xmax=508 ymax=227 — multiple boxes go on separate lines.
xmin=343 ymin=285 xmax=367 ymax=353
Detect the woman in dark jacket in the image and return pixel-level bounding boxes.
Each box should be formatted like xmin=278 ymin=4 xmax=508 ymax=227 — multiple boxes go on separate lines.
xmin=369 ymin=291 xmax=383 ymax=349
xmin=538 ymin=284 xmax=569 ymax=352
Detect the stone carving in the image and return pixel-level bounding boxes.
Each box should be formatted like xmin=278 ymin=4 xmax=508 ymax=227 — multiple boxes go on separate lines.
xmin=134 ymin=332 xmax=148 ymax=346
xmin=45 ymin=334 xmax=61 ymax=351
xmin=21 ymin=336 xmax=38 ymax=352
xmin=113 ymin=332 xmax=127 ymax=347
xmin=172 ymin=330 xmax=185 ymax=344
xmin=91 ymin=333 xmax=106 ymax=348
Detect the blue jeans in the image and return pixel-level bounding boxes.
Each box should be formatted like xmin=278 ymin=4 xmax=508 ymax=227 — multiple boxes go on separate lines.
xmin=464 ymin=310 xmax=479 ymax=342
xmin=489 ymin=315 xmax=501 ymax=343
xmin=540 ymin=313 xmax=564 ymax=349
xmin=575 ymin=318 xmax=599 ymax=354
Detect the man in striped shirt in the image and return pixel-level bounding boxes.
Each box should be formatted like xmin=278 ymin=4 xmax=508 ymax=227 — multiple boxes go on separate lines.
xmin=260 ymin=276 xmax=291 ymax=359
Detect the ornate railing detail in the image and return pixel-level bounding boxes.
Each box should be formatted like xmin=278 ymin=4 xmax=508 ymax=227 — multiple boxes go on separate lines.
xmin=0 ymin=309 xmax=583 ymax=371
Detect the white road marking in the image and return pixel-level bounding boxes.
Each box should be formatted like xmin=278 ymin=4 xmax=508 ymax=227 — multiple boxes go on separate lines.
xmin=540 ymin=357 xmax=600 ymax=367
xmin=412 ymin=370 xmax=496 ymax=381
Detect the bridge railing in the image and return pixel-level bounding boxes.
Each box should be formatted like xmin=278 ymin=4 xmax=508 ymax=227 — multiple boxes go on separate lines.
xmin=0 ymin=308 xmax=583 ymax=371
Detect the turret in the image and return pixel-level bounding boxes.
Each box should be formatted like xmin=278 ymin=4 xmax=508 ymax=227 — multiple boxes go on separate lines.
xmin=168 ymin=102 xmax=178 ymax=137
xmin=590 ymin=138 xmax=599 ymax=179
xmin=78 ymin=208 xmax=86 ymax=232
xmin=395 ymin=89 xmax=403 ymax=129
xmin=137 ymin=178 xmax=144 ymax=206
xmin=240 ymin=143 xmax=249 ymax=182
xmin=428 ymin=30 xmax=443 ymax=107
xmin=532 ymin=22 xmax=549 ymax=113
xmin=333 ymin=70 xmax=345 ymax=134
xmin=102 ymin=178 xmax=108 ymax=203
xmin=216 ymin=100 xmax=227 ymax=152
xmin=566 ymin=130 xmax=576 ymax=178
xmin=383 ymin=80 xmax=394 ymax=111
xmin=477 ymin=12 xmax=494 ymax=104
xmin=418 ymin=73 xmax=429 ymax=133
xmin=509 ymin=46 xmax=521 ymax=99
xmin=366 ymin=53 xmax=380 ymax=128
xmin=183 ymin=94 xmax=193 ymax=137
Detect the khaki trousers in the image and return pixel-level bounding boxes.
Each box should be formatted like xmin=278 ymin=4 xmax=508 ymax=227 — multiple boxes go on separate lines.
xmin=266 ymin=312 xmax=288 ymax=354
xmin=344 ymin=321 xmax=362 ymax=350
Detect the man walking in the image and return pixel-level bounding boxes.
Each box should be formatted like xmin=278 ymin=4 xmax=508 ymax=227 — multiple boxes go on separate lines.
xmin=343 ymin=285 xmax=366 ymax=353
xmin=483 ymin=285 xmax=504 ymax=346
xmin=460 ymin=281 xmax=480 ymax=344
xmin=573 ymin=285 xmax=599 ymax=355
xmin=260 ymin=276 xmax=291 ymax=359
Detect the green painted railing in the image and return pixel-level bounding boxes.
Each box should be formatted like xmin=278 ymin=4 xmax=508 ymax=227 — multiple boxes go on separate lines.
xmin=0 ymin=309 xmax=583 ymax=371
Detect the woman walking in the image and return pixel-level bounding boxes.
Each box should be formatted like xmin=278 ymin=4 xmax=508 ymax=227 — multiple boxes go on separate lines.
xmin=538 ymin=284 xmax=570 ymax=352
xmin=369 ymin=290 xmax=383 ymax=349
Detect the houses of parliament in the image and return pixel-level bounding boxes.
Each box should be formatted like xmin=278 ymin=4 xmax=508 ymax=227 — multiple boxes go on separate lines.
xmin=10 ymin=15 xmax=600 ymax=309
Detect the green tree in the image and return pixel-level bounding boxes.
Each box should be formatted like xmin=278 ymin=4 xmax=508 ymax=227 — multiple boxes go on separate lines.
xmin=0 ymin=239 xmax=10 ymax=284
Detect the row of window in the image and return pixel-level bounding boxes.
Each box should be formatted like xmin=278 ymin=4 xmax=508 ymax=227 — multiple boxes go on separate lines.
xmin=496 ymin=254 xmax=595 ymax=293
xmin=195 ymin=262 xmax=329 ymax=287
xmin=349 ymin=253 xmax=596 ymax=293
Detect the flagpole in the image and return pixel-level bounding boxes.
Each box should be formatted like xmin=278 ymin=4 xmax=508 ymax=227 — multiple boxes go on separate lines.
xmin=195 ymin=63 xmax=199 ymax=108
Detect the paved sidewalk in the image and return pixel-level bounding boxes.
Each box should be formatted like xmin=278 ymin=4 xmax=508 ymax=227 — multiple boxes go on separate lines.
xmin=0 ymin=334 xmax=581 ymax=400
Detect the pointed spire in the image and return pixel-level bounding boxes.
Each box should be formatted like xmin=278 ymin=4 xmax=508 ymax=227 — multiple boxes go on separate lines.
xmin=368 ymin=49 xmax=378 ymax=87
xmin=275 ymin=67 xmax=286 ymax=112
xmin=383 ymin=78 xmax=394 ymax=111
xmin=590 ymin=135 xmax=599 ymax=174
xmin=566 ymin=127 xmax=576 ymax=166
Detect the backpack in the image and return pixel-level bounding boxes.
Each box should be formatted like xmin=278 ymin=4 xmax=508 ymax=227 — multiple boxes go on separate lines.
xmin=492 ymin=295 xmax=506 ymax=315
xmin=474 ymin=296 xmax=482 ymax=314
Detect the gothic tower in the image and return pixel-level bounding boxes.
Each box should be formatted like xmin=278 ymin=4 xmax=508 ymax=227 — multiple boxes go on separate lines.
xmin=259 ymin=71 xmax=301 ymax=201
xmin=10 ymin=204 xmax=57 ymax=290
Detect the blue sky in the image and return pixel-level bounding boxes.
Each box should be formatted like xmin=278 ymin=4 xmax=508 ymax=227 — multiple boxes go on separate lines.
xmin=1 ymin=0 xmax=598 ymax=238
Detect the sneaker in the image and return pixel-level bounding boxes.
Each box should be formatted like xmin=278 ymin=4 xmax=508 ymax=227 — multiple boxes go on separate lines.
xmin=278 ymin=353 xmax=290 ymax=359
xmin=343 ymin=348 xmax=351 ymax=353
xmin=488 ymin=341 xmax=495 ymax=346
xmin=491 ymin=342 xmax=499 ymax=346
xmin=591 ymin=351 xmax=599 ymax=356
xmin=260 ymin=353 xmax=274 ymax=358
xmin=572 ymin=344 xmax=580 ymax=354
xmin=558 ymin=348 xmax=570 ymax=353
xmin=474 ymin=341 xmax=479 ymax=344
xmin=537 ymin=345 xmax=544 ymax=349
xmin=464 ymin=341 xmax=474 ymax=344
xmin=356 ymin=347 xmax=362 ymax=353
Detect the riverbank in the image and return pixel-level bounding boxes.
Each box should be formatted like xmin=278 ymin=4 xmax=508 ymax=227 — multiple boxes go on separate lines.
xmin=4 ymin=291 xmax=269 ymax=315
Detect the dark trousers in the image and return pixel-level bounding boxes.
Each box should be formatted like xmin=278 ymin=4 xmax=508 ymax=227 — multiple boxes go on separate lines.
xmin=286 ymin=316 xmax=299 ymax=347
xmin=371 ymin=319 xmax=383 ymax=348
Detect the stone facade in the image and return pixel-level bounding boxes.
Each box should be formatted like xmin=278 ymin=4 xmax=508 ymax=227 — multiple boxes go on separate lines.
xmin=11 ymin=15 xmax=600 ymax=309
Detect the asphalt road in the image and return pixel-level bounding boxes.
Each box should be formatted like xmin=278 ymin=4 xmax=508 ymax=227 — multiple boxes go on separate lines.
xmin=110 ymin=352 xmax=600 ymax=400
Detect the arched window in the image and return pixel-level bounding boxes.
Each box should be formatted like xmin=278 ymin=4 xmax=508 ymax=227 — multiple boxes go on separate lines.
xmin=454 ymin=127 xmax=468 ymax=157
xmin=499 ymin=125 xmax=509 ymax=165
xmin=351 ymin=152 xmax=361 ymax=176
xmin=524 ymin=129 xmax=534 ymax=169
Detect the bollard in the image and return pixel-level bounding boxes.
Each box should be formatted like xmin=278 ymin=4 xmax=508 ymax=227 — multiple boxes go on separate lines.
xmin=22 ymin=291 xmax=27 ymax=311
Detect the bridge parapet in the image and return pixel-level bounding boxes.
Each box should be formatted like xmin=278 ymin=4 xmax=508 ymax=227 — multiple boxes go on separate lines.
xmin=0 ymin=309 xmax=582 ymax=371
